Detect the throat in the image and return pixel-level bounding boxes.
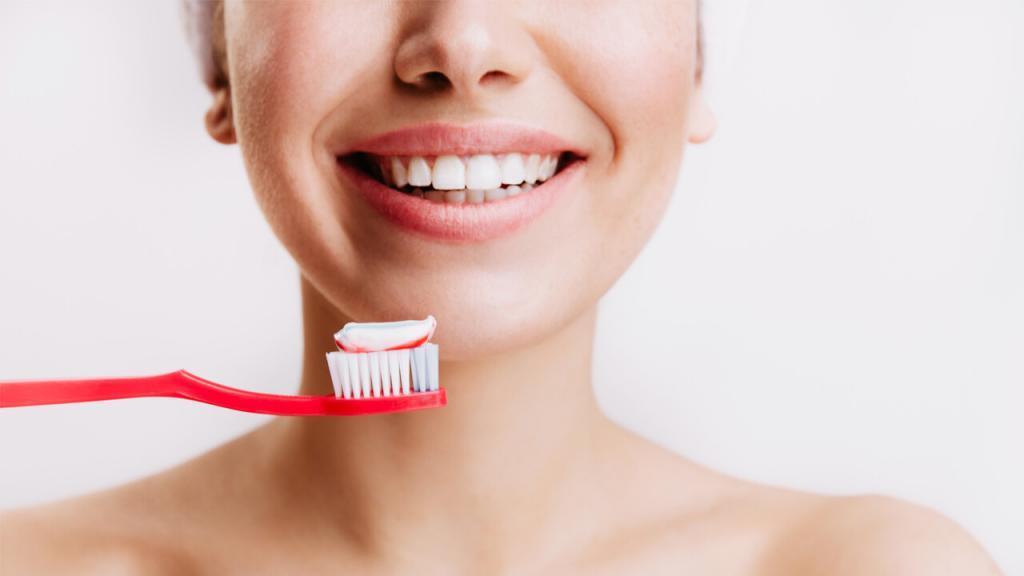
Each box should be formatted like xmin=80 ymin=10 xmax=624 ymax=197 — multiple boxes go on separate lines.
xmin=279 ymin=277 xmax=611 ymax=558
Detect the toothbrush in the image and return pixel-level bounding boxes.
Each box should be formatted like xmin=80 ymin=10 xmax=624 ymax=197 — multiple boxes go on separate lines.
xmin=326 ymin=316 xmax=440 ymax=399
xmin=0 ymin=318 xmax=444 ymax=416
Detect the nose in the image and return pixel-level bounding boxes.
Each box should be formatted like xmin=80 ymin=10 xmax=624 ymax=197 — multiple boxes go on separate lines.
xmin=393 ymin=1 xmax=534 ymax=97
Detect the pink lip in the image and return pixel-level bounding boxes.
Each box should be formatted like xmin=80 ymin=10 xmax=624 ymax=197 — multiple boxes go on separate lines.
xmin=336 ymin=157 xmax=585 ymax=243
xmin=339 ymin=120 xmax=585 ymax=157
xmin=333 ymin=121 xmax=587 ymax=242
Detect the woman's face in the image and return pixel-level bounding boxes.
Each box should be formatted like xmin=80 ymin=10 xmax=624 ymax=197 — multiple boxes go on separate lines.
xmin=212 ymin=0 xmax=714 ymax=359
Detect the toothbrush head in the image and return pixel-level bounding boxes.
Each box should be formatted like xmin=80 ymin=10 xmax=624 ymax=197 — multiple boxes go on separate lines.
xmin=326 ymin=342 xmax=439 ymax=400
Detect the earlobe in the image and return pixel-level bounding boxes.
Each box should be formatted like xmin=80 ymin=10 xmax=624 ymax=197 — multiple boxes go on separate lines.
xmin=687 ymin=88 xmax=717 ymax=144
xmin=204 ymin=86 xmax=237 ymax=145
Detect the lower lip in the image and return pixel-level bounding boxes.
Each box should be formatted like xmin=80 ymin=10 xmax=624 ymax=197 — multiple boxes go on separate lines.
xmin=335 ymin=158 xmax=585 ymax=243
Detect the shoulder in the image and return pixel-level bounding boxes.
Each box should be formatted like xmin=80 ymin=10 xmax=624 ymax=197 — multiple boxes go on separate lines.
xmin=1 ymin=501 xmax=196 ymax=575
xmin=0 ymin=426 xmax=273 ymax=575
xmin=761 ymin=493 xmax=1003 ymax=575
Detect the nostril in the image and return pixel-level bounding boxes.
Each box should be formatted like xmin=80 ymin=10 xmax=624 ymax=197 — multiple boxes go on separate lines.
xmin=415 ymin=71 xmax=451 ymax=90
xmin=479 ymin=70 xmax=512 ymax=87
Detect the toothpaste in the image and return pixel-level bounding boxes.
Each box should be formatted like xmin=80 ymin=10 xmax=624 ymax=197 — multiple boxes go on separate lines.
xmin=333 ymin=316 xmax=436 ymax=353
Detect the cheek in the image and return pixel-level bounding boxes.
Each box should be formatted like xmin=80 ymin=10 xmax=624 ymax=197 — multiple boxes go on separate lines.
xmin=560 ymin=10 xmax=694 ymax=282
xmin=226 ymin=3 xmax=390 ymax=238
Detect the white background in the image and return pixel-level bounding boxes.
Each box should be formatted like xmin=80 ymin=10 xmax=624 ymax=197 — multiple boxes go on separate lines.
xmin=1 ymin=0 xmax=1021 ymax=572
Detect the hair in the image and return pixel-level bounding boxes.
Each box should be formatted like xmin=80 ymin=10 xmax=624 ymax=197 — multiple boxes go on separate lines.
xmin=183 ymin=0 xmax=704 ymax=89
xmin=182 ymin=0 xmax=227 ymax=89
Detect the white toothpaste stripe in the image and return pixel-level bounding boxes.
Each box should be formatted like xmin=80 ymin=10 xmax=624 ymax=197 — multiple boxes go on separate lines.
xmin=335 ymin=316 xmax=437 ymax=353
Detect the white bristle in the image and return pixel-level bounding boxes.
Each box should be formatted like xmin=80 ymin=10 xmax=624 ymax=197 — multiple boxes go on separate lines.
xmin=326 ymin=353 xmax=341 ymax=398
xmin=387 ymin=351 xmax=401 ymax=396
xmin=344 ymin=352 xmax=360 ymax=397
xmin=419 ymin=347 xmax=430 ymax=391
xmin=358 ymin=353 xmax=371 ymax=398
xmin=425 ymin=343 xmax=439 ymax=391
xmin=326 ymin=344 xmax=440 ymax=400
xmin=411 ymin=347 xmax=426 ymax=392
xmin=410 ymin=348 xmax=419 ymax=392
xmin=338 ymin=354 xmax=352 ymax=398
xmin=369 ymin=352 xmax=383 ymax=397
xmin=341 ymin=353 xmax=354 ymax=399
xmin=399 ymin=348 xmax=411 ymax=394
xmin=379 ymin=351 xmax=392 ymax=397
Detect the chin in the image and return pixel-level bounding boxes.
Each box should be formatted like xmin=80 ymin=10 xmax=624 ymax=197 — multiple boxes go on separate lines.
xmin=315 ymin=266 xmax=585 ymax=361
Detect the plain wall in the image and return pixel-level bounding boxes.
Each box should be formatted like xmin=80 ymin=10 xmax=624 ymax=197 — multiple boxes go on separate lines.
xmin=1 ymin=0 xmax=1021 ymax=572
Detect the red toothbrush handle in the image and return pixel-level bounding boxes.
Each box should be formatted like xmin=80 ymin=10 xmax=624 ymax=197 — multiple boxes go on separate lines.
xmin=0 ymin=371 xmax=446 ymax=416
xmin=0 ymin=373 xmax=182 ymax=407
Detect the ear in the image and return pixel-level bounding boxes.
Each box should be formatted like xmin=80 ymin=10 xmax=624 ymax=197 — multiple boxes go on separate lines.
xmin=687 ymin=86 xmax=716 ymax=144
xmin=205 ymin=86 xmax=236 ymax=145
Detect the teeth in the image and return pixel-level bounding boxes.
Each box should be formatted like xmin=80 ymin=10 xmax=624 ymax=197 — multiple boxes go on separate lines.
xmin=539 ymin=155 xmax=558 ymax=180
xmin=524 ymin=154 xmax=540 ymax=184
xmin=390 ymin=157 xmax=408 ymax=189
xmin=485 ymin=188 xmax=507 ymax=201
xmin=466 ymin=154 xmax=502 ymax=190
xmin=408 ymin=157 xmax=432 ymax=187
xmin=483 ymin=188 xmax=507 ymax=201
xmin=432 ymin=155 xmax=465 ymax=190
xmin=499 ymin=153 xmax=526 ymax=185
xmin=372 ymin=152 xmax=566 ymax=201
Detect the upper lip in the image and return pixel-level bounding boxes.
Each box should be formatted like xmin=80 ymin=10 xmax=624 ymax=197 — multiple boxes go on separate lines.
xmin=337 ymin=120 xmax=588 ymax=158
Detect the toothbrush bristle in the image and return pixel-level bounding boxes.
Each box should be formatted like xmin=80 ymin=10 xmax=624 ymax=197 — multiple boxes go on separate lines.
xmin=401 ymin=344 xmax=413 ymax=393
xmin=326 ymin=352 xmax=341 ymax=399
xmin=387 ymin=350 xmax=401 ymax=396
xmin=369 ymin=352 xmax=382 ymax=397
xmin=411 ymin=347 xmax=426 ymax=392
xmin=327 ymin=344 xmax=438 ymax=400
xmin=425 ymin=343 xmax=439 ymax=391
xmin=358 ymin=353 xmax=370 ymax=398
xmin=380 ymin=352 xmax=392 ymax=397
xmin=347 ymin=353 xmax=361 ymax=398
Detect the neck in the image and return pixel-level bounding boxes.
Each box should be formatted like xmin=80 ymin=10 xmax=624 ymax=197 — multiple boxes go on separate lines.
xmin=271 ymin=276 xmax=619 ymax=566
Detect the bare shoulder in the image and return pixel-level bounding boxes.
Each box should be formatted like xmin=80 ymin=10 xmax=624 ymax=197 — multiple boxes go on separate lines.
xmin=0 ymin=494 xmax=196 ymax=575
xmin=760 ymin=493 xmax=1003 ymax=575
xmin=0 ymin=425 xmax=259 ymax=576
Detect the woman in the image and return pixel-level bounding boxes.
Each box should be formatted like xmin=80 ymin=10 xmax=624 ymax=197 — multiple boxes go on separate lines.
xmin=2 ymin=1 xmax=1002 ymax=574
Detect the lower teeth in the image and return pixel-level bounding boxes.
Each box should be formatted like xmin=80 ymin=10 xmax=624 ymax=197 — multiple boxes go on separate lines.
xmin=403 ymin=183 xmax=535 ymax=204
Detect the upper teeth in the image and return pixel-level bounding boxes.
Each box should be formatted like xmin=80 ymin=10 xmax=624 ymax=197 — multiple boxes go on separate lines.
xmin=377 ymin=153 xmax=560 ymax=191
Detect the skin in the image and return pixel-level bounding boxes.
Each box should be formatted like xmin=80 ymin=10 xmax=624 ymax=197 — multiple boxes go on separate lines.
xmin=1 ymin=1 xmax=1004 ymax=574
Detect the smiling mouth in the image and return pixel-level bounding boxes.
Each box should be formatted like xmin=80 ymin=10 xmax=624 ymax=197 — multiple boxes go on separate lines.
xmin=339 ymin=151 xmax=582 ymax=204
